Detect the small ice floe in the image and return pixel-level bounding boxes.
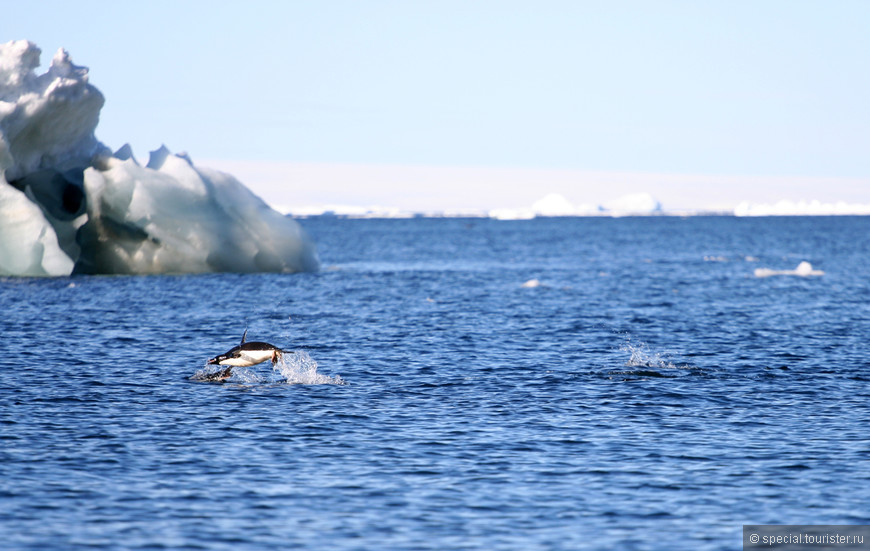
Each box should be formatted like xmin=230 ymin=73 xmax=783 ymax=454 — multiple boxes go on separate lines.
xmin=754 ymin=261 xmax=824 ymax=278
xmin=521 ymin=278 xmax=542 ymax=288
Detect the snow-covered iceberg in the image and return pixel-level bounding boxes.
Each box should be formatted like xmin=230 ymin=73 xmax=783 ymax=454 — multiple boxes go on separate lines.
xmin=0 ymin=40 xmax=318 ymax=276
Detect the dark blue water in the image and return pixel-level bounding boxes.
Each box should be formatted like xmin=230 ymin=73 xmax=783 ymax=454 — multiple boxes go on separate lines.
xmin=2 ymin=216 xmax=869 ymax=550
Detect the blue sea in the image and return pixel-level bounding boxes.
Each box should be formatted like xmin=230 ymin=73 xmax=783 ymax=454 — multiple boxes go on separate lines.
xmin=2 ymin=216 xmax=869 ymax=550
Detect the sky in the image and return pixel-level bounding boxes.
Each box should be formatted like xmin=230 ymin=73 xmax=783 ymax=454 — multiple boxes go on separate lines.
xmin=6 ymin=0 xmax=870 ymax=213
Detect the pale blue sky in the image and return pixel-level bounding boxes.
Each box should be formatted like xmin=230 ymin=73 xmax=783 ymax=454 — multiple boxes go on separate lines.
xmin=6 ymin=0 xmax=870 ymax=211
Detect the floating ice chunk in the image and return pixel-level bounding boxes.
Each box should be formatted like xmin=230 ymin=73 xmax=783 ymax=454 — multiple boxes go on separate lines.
xmin=521 ymin=278 xmax=542 ymax=288
xmin=0 ymin=40 xmax=318 ymax=276
xmin=754 ymin=261 xmax=824 ymax=278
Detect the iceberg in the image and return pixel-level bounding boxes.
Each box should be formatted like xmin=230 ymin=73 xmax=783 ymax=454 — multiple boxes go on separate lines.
xmin=0 ymin=40 xmax=318 ymax=276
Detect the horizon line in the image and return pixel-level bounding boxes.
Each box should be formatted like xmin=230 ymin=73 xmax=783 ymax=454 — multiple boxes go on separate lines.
xmin=197 ymin=157 xmax=870 ymax=216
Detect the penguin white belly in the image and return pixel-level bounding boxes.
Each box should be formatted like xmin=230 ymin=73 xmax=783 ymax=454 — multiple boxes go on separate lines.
xmin=220 ymin=350 xmax=277 ymax=367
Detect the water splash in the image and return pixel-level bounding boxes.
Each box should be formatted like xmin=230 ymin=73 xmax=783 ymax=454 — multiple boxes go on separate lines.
xmin=191 ymin=350 xmax=344 ymax=385
xmin=190 ymin=365 xmax=233 ymax=382
xmin=272 ymin=350 xmax=344 ymax=385
xmin=605 ymin=339 xmax=702 ymax=380
xmin=621 ymin=341 xmax=679 ymax=369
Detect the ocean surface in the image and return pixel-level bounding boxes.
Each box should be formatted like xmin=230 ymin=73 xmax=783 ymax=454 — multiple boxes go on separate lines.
xmin=2 ymin=216 xmax=869 ymax=550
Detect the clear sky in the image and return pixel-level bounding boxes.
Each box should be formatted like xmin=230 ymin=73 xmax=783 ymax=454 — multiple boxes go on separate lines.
xmin=7 ymin=0 xmax=870 ymax=213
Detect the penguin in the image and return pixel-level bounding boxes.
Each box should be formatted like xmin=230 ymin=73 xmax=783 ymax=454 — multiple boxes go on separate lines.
xmin=207 ymin=329 xmax=287 ymax=368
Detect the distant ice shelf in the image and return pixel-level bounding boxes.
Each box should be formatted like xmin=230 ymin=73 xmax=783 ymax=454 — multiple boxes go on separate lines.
xmin=734 ymin=200 xmax=870 ymax=217
xmin=282 ymin=194 xmax=870 ymax=220
xmin=0 ymin=40 xmax=318 ymax=276
xmin=287 ymin=193 xmax=667 ymax=220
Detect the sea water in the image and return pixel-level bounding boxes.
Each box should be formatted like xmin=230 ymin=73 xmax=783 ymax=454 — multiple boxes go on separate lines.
xmin=1 ymin=216 xmax=869 ymax=550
